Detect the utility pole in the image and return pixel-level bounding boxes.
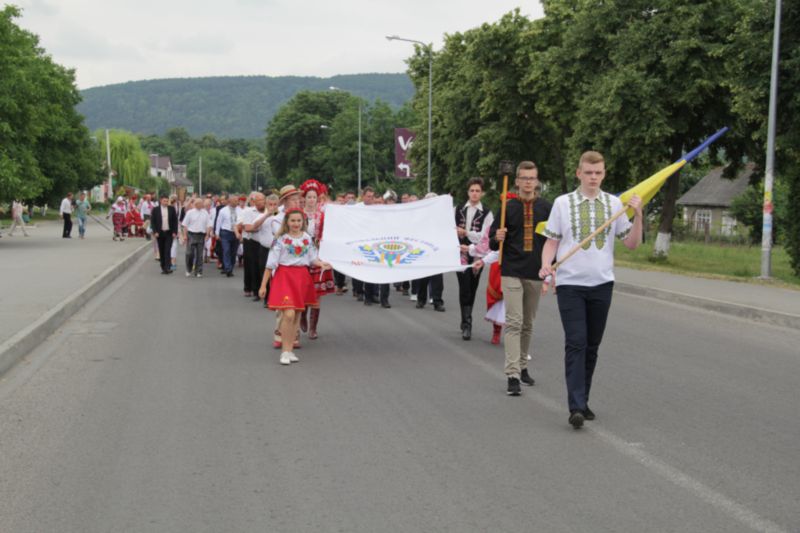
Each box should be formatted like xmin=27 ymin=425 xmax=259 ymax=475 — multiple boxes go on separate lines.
xmin=761 ymin=0 xmax=782 ymax=279
xmin=105 ymin=128 xmax=113 ymax=201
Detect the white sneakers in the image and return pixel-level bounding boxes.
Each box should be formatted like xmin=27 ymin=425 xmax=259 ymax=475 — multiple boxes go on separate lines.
xmin=280 ymin=352 xmax=299 ymax=365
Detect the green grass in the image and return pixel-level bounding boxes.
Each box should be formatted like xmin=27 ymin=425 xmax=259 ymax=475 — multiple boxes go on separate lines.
xmin=615 ymin=240 xmax=800 ymax=289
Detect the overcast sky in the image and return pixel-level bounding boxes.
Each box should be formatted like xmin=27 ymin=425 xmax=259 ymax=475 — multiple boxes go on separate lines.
xmin=13 ymin=0 xmax=544 ymax=89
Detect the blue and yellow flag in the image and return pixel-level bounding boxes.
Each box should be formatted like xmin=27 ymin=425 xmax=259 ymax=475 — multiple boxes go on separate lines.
xmin=536 ymin=127 xmax=729 ymax=234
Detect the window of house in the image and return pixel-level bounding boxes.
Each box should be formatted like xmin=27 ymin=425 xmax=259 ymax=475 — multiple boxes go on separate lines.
xmin=694 ymin=209 xmax=712 ymax=232
xmin=721 ymin=211 xmax=737 ymax=236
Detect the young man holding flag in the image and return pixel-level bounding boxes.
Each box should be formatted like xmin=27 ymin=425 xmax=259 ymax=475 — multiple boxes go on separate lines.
xmin=539 ymin=151 xmax=643 ymax=429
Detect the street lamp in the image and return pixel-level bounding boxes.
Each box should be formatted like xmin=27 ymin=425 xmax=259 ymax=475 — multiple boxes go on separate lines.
xmin=329 ymin=86 xmax=362 ymax=195
xmin=386 ymin=34 xmax=433 ymax=193
xmin=761 ymin=0 xmax=782 ymax=279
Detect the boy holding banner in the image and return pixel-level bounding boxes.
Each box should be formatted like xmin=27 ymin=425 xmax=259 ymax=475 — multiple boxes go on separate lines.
xmin=539 ymin=151 xmax=643 ymax=429
xmin=490 ymin=161 xmax=552 ymax=397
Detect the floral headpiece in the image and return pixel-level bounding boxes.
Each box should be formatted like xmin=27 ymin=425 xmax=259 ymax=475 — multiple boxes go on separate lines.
xmin=300 ymin=179 xmax=328 ymax=197
xmin=284 ymin=207 xmax=306 ymax=219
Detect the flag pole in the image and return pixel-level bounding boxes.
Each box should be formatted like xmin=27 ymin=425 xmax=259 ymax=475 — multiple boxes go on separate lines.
xmin=497 ymin=160 xmax=514 ymax=266
xmin=498 ymin=176 xmax=508 ymax=265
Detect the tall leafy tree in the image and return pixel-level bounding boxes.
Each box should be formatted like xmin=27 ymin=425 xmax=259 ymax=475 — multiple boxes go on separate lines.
xmin=96 ymin=129 xmax=152 ymax=191
xmin=0 ymin=6 xmax=100 ymax=203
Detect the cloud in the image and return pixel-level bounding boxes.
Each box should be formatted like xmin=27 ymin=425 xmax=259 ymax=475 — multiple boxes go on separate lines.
xmin=148 ymin=34 xmax=237 ymax=56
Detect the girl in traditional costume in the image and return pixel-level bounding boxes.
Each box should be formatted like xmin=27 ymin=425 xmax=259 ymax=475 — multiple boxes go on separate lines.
xmin=259 ymin=208 xmax=331 ymax=365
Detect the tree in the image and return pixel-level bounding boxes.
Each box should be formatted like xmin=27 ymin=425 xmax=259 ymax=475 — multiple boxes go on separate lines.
xmin=186 ymin=148 xmax=245 ymax=194
xmin=96 ymin=129 xmax=152 ymax=190
xmin=266 ymin=90 xmax=352 ymax=183
xmin=0 ymin=6 xmax=100 ymax=204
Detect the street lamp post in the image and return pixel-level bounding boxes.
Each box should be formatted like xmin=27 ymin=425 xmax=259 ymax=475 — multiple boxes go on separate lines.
xmin=386 ymin=35 xmax=433 ymax=193
xmin=329 ymin=86 xmax=362 ymax=194
xmin=761 ymin=0 xmax=782 ymax=279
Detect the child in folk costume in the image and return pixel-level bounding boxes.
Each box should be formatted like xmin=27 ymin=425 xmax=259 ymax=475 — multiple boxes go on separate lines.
xmin=299 ymin=179 xmax=335 ymax=339
xmin=469 ymin=212 xmax=508 ymax=345
xmin=259 ymin=208 xmax=332 ymax=365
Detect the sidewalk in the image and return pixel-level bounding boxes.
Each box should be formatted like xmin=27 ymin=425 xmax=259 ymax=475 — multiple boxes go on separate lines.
xmin=0 ymin=218 xmax=150 ymax=374
xmin=615 ymin=266 xmax=800 ymax=330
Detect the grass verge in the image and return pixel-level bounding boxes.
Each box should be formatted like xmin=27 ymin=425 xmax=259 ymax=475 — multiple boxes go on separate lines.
xmin=614 ymin=240 xmax=800 ymax=289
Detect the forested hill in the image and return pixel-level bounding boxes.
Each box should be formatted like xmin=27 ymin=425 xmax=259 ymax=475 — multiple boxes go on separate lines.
xmin=78 ymin=73 xmax=414 ymax=139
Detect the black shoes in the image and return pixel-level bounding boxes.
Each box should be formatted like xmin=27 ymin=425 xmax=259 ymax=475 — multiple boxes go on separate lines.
xmin=583 ymin=406 xmax=595 ymax=421
xmin=507 ymin=377 xmax=521 ymax=396
xmin=520 ymin=368 xmax=535 ymax=386
xmin=569 ymin=411 xmax=585 ymax=429
xmin=415 ymin=301 xmax=425 ymax=309
xmin=364 ymin=298 xmax=373 ymax=306
xmin=356 ymin=293 xmax=364 ymax=302
xmin=381 ymin=301 xmax=391 ymax=309
xmin=460 ymin=305 xmax=472 ymax=340
xmin=433 ymin=303 xmax=446 ymax=312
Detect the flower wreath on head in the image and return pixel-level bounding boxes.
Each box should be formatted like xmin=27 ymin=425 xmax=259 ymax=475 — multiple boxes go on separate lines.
xmin=284 ymin=207 xmax=307 ymax=220
xmin=300 ymin=179 xmax=328 ymax=197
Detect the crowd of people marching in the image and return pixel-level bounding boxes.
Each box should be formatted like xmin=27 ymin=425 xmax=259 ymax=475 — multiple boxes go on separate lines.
xmin=46 ymin=151 xmax=643 ymax=429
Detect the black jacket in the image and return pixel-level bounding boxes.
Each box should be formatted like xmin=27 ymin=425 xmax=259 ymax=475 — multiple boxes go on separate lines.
xmin=151 ymin=204 xmax=178 ymax=235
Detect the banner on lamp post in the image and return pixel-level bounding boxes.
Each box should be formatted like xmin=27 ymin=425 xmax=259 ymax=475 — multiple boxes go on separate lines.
xmin=394 ymin=128 xmax=416 ymax=179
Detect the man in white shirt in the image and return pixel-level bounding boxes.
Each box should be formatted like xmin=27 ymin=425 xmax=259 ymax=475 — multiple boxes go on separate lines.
xmin=215 ymin=195 xmax=239 ymax=277
xmin=59 ymin=193 xmax=74 ymax=238
xmin=455 ymin=177 xmax=494 ymax=340
xmin=181 ymin=198 xmax=210 ymax=277
xmin=139 ymin=194 xmax=154 ymax=241
xmin=539 ymin=151 xmax=643 ymax=429
xmin=238 ymin=193 xmax=264 ymax=297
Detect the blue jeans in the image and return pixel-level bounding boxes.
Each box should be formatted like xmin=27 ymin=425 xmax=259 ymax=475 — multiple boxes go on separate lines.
xmin=556 ymin=282 xmax=614 ymax=413
xmin=77 ymin=216 xmax=87 ymax=237
xmin=220 ymin=229 xmax=237 ymax=273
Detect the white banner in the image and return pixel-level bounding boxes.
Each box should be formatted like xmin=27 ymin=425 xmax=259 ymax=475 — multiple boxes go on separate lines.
xmin=320 ymin=195 xmax=467 ymax=284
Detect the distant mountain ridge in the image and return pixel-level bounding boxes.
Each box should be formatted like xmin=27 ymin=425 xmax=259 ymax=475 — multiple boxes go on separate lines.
xmin=78 ymin=73 xmax=414 ymax=139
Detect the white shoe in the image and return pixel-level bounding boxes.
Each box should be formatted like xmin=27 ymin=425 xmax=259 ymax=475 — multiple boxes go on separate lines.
xmin=288 ymin=352 xmax=299 ymax=363
xmin=185 ymin=271 xmax=192 ymax=277
xmin=410 ymin=294 xmax=417 ymax=301
xmin=280 ymin=352 xmax=292 ymax=365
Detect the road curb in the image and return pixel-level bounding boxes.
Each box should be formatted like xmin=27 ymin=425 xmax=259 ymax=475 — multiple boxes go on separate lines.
xmin=615 ymin=282 xmax=800 ymax=330
xmin=0 ymin=242 xmax=150 ymax=377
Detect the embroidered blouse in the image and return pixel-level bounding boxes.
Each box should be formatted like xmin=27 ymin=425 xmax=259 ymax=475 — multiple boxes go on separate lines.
xmin=265 ymin=232 xmax=318 ymax=271
xmin=543 ymin=189 xmax=633 ymax=287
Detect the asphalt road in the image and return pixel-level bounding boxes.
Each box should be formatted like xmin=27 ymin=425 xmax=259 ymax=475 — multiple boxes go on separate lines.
xmin=0 ymin=255 xmax=797 ymax=533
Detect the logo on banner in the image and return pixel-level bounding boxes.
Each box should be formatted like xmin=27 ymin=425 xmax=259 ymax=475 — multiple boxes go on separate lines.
xmin=351 ymin=237 xmax=439 ymax=268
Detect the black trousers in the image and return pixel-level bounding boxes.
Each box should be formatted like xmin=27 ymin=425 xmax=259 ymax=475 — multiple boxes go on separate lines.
xmin=556 ymin=282 xmax=614 ymax=413
xmin=416 ymin=274 xmax=444 ymax=306
xmin=352 ymin=278 xmax=364 ymax=296
xmin=157 ymin=233 xmax=173 ymax=273
xmin=243 ymin=239 xmax=260 ymax=293
xmin=456 ymin=266 xmax=483 ymax=307
xmin=62 ymin=214 xmax=72 ymax=237
xmin=333 ymin=270 xmax=346 ymax=289
xmin=258 ymin=245 xmax=270 ymax=302
xmin=365 ymin=283 xmax=389 ymax=304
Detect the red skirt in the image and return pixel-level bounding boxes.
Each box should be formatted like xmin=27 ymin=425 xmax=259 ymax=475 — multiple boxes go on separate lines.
xmin=310 ymin=266 xmax=335 ymax=296
xmin=268 ymin=266 xmax=319 ymax=311
xmin=112 ymin=212 xmax=125 ymax=233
